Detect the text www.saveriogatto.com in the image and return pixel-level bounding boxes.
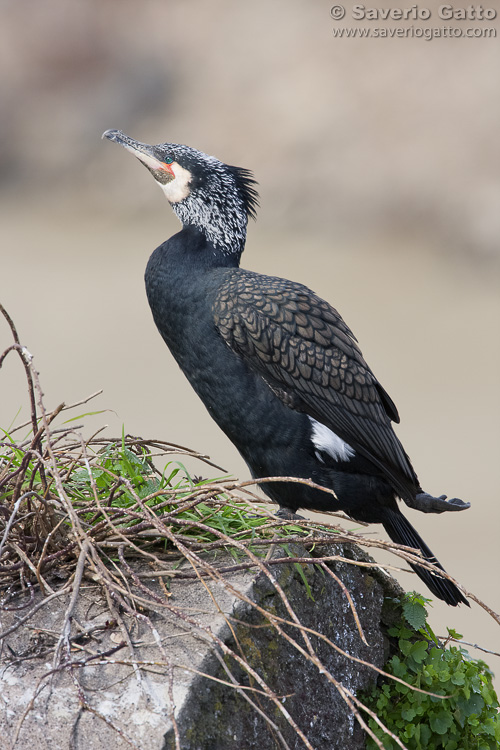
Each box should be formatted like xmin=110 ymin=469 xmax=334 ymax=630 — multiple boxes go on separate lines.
xmin=329 ymin=4 xmax=497 ymax=39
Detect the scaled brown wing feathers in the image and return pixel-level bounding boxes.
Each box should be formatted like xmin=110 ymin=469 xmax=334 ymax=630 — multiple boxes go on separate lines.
xmin=213 ymin=269 xmax=419 ymax=499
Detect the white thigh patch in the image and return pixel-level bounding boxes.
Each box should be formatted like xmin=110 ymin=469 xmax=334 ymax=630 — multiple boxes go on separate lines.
xmin=309 ymin=417 xmax=355 ymax=462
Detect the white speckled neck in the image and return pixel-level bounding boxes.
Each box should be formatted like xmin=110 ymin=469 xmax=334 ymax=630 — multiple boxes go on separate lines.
xmin=170 ymin=169 xmax=249 ymax=256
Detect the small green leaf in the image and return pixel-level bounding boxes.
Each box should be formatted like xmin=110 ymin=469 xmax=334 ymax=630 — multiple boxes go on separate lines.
xmin=403 ymin=598 xmax=427 ymax=631
xmin=419 ymin=723 xmax=431 ymax=744
xmin=451 ymin=669 xmax=466 ymax=686
xmin=430 ymin=710 xmax=454 ymax=734
xmin=409 ymin=640 xmax=428 ymax=663
xmin=401 ymin=707 xmax=417 ymax=721
xmin=63 ymin=409 xmax=107 ymax=423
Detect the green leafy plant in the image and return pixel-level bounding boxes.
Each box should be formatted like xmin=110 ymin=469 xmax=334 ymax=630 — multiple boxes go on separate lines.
xmin=362 ymin=593 xmax=500 ymax=750
xmin=65 ymin=437 xmax=303 ymax=543
xmin=1 ymin=423 xmax=328 ymax=581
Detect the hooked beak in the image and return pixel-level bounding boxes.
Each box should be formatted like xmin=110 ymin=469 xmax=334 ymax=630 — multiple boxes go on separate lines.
xmin=102 ymin=129 xmax=165 ymax=172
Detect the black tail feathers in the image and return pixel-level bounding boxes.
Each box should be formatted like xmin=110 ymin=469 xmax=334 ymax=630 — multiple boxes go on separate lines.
xmin=383 ymin=510 xmax=469 ymax=607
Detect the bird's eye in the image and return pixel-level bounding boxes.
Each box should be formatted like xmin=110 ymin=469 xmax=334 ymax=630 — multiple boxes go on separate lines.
xmin=164 ymin=157 xmax=174 ymax=164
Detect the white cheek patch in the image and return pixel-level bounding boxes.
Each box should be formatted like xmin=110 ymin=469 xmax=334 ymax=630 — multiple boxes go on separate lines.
xmin=158 ymin=162 xmax=192 ymax=204
xmin=309 ymin=417 xmax=355 ymax=462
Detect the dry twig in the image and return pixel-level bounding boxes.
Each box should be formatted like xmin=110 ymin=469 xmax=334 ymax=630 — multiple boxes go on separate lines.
xmin=1 ymin=306 xmax=498 ymax=750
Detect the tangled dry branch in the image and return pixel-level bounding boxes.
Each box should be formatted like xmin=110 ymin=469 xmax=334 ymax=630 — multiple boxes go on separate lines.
xmin=1 ymin=304 xmax=498 ymax=750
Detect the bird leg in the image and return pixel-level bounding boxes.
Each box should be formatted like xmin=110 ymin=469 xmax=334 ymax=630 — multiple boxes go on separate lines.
xmin=407 ymin=493 xmax=471 ymax=514
xmin=276 ymin=507 xmax=306 ymax=521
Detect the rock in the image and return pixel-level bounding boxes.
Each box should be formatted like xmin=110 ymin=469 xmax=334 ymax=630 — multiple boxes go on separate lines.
xmin=0 ymin=543 xmax=400 ymax=749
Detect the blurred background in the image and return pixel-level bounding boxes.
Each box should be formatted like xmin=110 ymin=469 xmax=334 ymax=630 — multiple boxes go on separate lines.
xmin=1 ymin=0 xmax=499 ymax=682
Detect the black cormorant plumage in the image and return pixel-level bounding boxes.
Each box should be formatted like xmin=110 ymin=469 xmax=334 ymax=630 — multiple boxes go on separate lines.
xmin=103 ymin=129 xmax=470 ymax=606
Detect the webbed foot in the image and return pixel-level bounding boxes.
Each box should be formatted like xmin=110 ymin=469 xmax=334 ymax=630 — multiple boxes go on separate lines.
xmin=408 ymin=492 xmax=471 ymax=514
xmin=276 ymin=507 xmax=306 ymax=521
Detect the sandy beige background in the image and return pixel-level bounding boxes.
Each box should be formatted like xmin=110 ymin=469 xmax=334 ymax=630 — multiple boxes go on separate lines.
xmin=1 ymin=0 xmax=499 ymax=687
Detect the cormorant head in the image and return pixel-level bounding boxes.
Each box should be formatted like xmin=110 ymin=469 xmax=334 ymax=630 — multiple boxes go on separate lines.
xmin=103 ymin=129 xmax=259 ymax=257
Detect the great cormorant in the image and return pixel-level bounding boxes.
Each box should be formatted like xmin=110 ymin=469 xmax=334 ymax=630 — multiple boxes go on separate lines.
xmin=103 ymin=129 xmax=470 ymax=606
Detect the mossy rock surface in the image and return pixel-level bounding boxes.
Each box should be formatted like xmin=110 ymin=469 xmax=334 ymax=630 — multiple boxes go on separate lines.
xmin=164 ymin=542 xmax=391 ymax=750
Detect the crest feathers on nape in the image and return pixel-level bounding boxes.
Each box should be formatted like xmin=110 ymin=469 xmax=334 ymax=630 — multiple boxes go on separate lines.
xmin=228 ymin=166 xmax=260 ymax=221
